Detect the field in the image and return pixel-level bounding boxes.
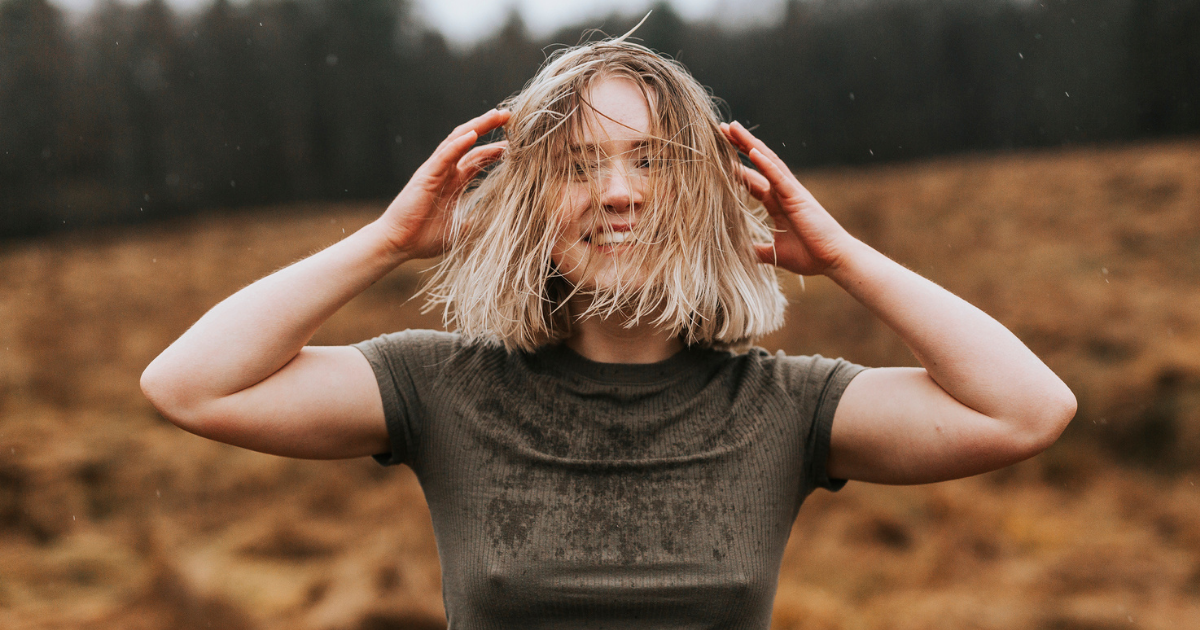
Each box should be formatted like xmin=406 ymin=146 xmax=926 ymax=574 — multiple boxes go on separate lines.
xmin=1 ymin=139 xmax=1199 ymax=629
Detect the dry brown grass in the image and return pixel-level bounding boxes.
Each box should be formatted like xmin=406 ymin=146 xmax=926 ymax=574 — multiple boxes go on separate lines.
xmin=1 ymin=139 xmax=1198 ymax=629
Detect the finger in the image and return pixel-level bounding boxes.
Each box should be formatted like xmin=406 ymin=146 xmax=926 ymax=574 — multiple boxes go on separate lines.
xmin=720 ymin=122 xmax=752 ymax=155
xmin=436 ymin=109 xmax=511 ymax=153
xmin=729 ymin=121 xmax=791 ymax=178
xmin=448 ymin=142 xmax=508 ymax=195
xmin=753 ymin=242 xmax=779 ymax=266
xmin=422 ymin=129 xmax=480 ymax=181
xmin=736 ymin=164 xmax=770 ymax=199
xmin=748 ymin=147 xmax=805 ymax=202
xmin=734 ymin=163 xmax=786 ymax=217
xmin=457 ymin=141 xmax=508 ymax=175
xmin=723 ymin=123 xmax=797 ymax=202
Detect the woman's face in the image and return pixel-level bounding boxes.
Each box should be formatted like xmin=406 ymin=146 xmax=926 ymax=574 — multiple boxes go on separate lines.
xmin=551 ymin=77 xmax=654 ymax=295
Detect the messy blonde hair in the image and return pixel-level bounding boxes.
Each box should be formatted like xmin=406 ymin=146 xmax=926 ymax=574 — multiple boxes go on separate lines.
xmin=422 ymin=32 xmax=786 ymax=352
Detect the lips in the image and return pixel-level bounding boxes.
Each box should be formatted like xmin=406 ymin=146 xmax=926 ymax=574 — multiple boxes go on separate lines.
xmin=588 ymin=231 xmax=634 ymax=247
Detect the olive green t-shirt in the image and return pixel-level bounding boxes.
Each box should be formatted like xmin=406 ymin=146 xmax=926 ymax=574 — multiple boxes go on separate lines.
xmin=354 ymin=329 xmax=864 ymax=629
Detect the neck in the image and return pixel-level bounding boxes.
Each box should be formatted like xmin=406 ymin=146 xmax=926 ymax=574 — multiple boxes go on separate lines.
xmin=565 ymin=300 xmax=684 ymax=364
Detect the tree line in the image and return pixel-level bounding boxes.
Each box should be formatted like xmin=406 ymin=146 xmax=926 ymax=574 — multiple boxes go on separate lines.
xmin=1 ymin=0 xmax=1197 ymax=237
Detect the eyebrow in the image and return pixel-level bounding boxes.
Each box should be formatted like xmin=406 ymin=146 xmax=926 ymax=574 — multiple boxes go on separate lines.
xmin=566 ymin=140 xmax=653 ymax=157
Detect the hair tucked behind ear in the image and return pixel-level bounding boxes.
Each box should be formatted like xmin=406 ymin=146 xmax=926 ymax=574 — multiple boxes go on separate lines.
xmin=420 ymin=33 xmax=786 ymax=353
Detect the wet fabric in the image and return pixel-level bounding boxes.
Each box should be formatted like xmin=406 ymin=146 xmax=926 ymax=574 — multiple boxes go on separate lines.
xmin=354 ymin=330 xmax=864 ymax=629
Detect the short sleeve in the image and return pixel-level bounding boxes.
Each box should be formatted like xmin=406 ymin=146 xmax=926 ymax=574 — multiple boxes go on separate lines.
xmin=352 ymin=329 xmax=460 ymax=468
xmin=774 ymin=352 xmax=867 ymax=493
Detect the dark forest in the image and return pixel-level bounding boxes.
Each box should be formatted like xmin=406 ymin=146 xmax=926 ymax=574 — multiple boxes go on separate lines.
xmin=1 ymin=0 xmax=1197 ymax=237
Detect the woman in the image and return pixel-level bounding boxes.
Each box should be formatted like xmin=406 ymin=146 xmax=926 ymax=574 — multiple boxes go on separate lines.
xmin=141 ymin=34 xmax=1075 ymax=629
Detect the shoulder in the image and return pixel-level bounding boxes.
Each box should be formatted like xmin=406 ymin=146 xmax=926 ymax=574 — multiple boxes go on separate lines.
xmin=740 ymin=347 xmax=867 ymax=396
xmin=353 ymin=329 xmax=508 ymax=378
xmin=355 ymin=328 xmax=460 ymax=355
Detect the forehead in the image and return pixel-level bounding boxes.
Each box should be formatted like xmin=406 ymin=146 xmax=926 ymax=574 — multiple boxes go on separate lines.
xmin=573 ymin=77 xmax=654 ymax=143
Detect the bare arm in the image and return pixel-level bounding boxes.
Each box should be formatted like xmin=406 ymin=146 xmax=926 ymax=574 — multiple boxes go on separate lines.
xmin=140 ymin=109 xmax=510 ymax=459
xmin=722 ymin=121 xmax=1076 ymax=484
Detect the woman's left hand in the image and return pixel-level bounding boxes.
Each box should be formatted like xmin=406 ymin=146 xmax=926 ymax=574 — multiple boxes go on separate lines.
xmin=721 ymin=123 xmax=1075 ymax=486
xmin=720 ymin=121 xmax=856 ymax=277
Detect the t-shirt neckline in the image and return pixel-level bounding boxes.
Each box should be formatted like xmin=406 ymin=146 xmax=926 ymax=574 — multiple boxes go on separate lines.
xmin=532 ymin=342 xmax=724 ymax=385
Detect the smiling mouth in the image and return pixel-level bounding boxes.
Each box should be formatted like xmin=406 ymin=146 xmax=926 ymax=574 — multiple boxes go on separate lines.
xmin=586 ymin=231 xmax=634 ymax=247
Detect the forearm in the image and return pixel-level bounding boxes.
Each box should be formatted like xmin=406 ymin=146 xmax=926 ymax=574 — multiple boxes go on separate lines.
xmin=142 ymin=220 xmax=407 ymax=412
xmin=825 ymin=238 xmax=1075 ymax=431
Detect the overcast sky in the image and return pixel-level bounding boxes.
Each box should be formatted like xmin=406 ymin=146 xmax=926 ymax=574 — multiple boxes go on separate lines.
xmin=50 ymin=0 xmax=788 ymax=46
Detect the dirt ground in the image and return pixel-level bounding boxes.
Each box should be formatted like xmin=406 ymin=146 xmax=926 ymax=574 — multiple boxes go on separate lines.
xmin=1 ymin=138 xmax=1199 ymax=629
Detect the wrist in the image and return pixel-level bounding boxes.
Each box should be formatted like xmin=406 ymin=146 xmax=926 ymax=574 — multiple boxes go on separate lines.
xmin=822 ymin=236 xmax=877 ymax=285
xmin=340 ymin=220 xmax=414 ymax=280
xmin=360 ymin=219 xmax=416 ymax=266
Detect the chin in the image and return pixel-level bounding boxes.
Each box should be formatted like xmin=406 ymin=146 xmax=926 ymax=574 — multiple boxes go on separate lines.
xmin=571 ymin=259 xmax=651 ymax=294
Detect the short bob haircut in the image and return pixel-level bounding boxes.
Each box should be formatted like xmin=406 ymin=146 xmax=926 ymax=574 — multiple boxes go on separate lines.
xmin=422 ymin=32 xmax=786 ymax=352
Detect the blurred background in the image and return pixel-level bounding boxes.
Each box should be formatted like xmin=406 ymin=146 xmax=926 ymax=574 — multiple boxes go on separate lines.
xmin=1 ymin=0 xmax=1199 ymax=628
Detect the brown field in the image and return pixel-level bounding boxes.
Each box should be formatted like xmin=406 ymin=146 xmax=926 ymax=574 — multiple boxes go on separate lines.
xmin=1 ymin=139 xmax=1199 ymax=629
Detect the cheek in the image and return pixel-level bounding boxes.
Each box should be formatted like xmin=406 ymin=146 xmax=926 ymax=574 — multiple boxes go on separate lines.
xmin=552 ymin=188 xmax=592 ymax=241
xmin=548 ymin=201 xmax=583 ymax=266
xmin=563 ymin=184 xmax=592 ymax=221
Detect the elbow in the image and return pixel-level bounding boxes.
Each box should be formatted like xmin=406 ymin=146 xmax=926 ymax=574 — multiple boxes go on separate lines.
xmin=1012 ymin=383 xmax=1078 ymax=460
xmin=140 ymin=360 xmax=206 ymax=433
xmin=1042 ymin=381 xmax=1078 ymax=446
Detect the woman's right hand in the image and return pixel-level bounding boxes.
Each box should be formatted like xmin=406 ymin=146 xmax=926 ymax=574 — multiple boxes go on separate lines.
xmin=377 ymin=109 xmax=511 ymax=260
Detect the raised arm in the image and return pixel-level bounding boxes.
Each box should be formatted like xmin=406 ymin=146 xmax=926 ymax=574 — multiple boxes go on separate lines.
xmin=721 ymin=121 xmax=1076 ymax=484
xmin=140 ymin=110 xmax=510 ymax=459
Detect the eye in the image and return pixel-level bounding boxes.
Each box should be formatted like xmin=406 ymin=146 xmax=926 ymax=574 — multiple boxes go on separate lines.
xmin=572 ymin=160 xmax=595 ymax=180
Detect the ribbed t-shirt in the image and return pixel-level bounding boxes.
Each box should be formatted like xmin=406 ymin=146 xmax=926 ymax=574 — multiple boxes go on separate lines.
xmin=354 ymin=329 xmax=865 ymax=629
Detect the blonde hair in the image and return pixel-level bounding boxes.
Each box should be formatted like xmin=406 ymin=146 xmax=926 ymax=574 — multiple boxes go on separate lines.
xmin=422 ymin=34 xmax=786 ymax=352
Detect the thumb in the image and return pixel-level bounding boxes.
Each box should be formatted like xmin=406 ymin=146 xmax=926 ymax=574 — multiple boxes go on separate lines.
xmin=754 ymin=242 xmax=778 ymax=266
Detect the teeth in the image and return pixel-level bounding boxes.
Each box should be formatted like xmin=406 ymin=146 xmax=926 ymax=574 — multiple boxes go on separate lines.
xmin=590 ymin=231 xmax=632 ymax=247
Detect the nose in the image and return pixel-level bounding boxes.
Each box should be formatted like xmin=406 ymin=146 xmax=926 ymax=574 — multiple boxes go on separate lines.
xmin=600 ymin=161 xmax=643 ymax=214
